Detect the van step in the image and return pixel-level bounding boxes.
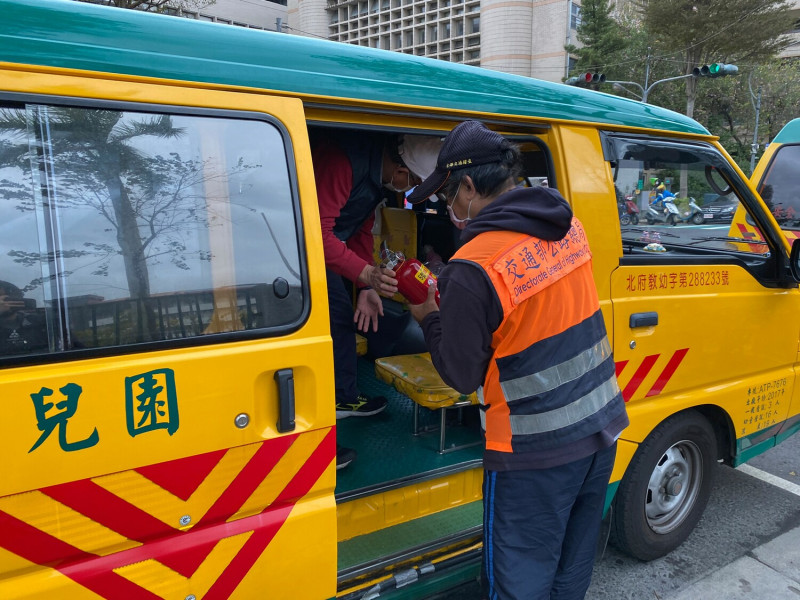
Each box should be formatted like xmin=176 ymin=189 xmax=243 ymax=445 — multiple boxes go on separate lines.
xmin=337 ymin=501 xmax=483 ymax=591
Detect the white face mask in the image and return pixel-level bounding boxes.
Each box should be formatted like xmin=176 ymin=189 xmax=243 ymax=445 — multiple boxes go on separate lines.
xmin=446 ymin=181 xmax=472 ymax=230
xmin=385 ymin=169 xmax=413 ymax=193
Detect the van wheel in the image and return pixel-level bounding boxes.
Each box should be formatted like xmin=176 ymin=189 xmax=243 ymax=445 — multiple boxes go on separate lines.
xmin=611 ymin=411 xmax=716 ymax=561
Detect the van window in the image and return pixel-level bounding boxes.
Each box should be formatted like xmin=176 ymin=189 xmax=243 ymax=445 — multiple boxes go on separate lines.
xmin=757 ymin=144 xmax=800 ymax=230
xmin=603 ymin=135 xmax=770 ymax=257
xmin=0 ymin=102 xmax=304 ymax=359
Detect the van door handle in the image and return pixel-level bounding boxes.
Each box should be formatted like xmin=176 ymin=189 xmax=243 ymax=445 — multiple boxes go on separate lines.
xmin=630 ymin=312 xmax=658 ymax=328
xmin=274 ymin=368 xmax=296 ymax=433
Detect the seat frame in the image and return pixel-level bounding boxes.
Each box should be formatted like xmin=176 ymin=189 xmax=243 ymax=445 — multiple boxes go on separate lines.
xmin=412 ymin=400 xmax=481 ymax=454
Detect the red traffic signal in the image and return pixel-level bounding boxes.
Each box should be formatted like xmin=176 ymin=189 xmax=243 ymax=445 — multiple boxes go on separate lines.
xmin=565 ymin=72 xmax=606 ymax=86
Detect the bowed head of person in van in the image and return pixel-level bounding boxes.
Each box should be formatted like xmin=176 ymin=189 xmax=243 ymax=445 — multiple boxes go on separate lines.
xmin=310 ymin=130 xmax=441 ymax=468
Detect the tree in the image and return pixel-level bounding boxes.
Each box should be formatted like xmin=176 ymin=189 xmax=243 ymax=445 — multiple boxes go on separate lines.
xmin=636 ymin=0 xmax=793 ymax=118
xmin=694 ymin=58 xmax=800 ymax=168
xmin=75 ymin=0 xmax=215 ymax=13
xmin=566 ymin=0 xmax=628 ymax=78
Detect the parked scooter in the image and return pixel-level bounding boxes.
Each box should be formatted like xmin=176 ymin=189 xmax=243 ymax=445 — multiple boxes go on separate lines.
xmin=620 ymin=196 xmax=640 ymax=225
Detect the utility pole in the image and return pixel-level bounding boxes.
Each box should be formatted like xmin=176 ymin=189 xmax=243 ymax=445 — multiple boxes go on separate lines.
xmin=564 ymin=0 xmax=573 ymax=81
xmin=749 ymin=72 xmax=763 ymax=175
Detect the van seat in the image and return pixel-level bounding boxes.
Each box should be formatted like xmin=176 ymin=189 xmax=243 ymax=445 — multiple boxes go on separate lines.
xmin=374 ymin=352 xmax=480 ymax=453
xmin=356 ymin=334 xmax=368 ymax=357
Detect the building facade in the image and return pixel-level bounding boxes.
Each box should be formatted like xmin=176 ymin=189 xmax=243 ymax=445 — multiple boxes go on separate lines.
xmin=166 ymin=0 xmax=288 ymax=31
xmin=287 ymin=0 xmax=584 ymax=82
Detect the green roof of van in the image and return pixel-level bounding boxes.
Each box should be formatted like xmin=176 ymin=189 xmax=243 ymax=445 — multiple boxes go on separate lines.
xmin=772 ymin=119 xmax=800 ymax=144
xmin=0 ymin=0 xmax=710 ymax=136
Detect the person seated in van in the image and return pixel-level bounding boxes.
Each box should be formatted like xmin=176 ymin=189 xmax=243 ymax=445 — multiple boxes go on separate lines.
xmin=0 ymin=280 xmax=48 ymax=356
xmin=406 ymin=120 xmax=628 ymax=600
xmin=311 ymin=132 xmax=440 ymax=469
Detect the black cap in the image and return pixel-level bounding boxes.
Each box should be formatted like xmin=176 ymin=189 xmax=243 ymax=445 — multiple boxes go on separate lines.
xmin=406 ymin=120 xmax=507 ymax=204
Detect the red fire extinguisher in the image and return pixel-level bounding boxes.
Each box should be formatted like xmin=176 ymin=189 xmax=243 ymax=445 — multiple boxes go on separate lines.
xmin=380 ymin=243 xmax=440 ymax=306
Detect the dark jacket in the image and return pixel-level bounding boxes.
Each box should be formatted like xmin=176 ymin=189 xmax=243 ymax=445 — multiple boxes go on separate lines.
xmin=421 ymin=186 xmax=628 ymax=470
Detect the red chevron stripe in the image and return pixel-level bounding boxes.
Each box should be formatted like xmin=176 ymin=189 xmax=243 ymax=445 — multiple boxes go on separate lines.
xmin=646 ymin=348 xmax=689 ymax=397
xmin=736 ymin=223 xmax=767 ymax=252
xmin=198 ymin=433 xmax=297 ymax=528
xmin=136 ymin=448 xmax=227 ymax=501
xmin=1 ymin=430 xmax=334 ymax=598
xmin=622 ymin=354 xmax=659 ymax=401
xmin=168 ymin=433 xmax=298 ymax=577
xmin=204 ymin=427 xmax=336 ymax=599
xmin=42 ymin=479 xmax=170 ymax=544
xmin=615 ymin=360 xmax=628 ymax=378
xmin=0 ymin=511 xmax=158 ymax=599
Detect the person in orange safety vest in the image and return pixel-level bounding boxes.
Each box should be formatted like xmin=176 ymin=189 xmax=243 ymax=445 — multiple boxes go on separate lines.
xmin=407 ymin=120 xmax=629 ymax=600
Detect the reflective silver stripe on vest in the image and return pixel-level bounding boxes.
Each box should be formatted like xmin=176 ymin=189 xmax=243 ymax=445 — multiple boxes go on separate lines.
xmin=477 ymin=386 xmax=487 ymax=431
xmin=509 ymin=375 xmax=621 ymax=436
xmin=500 ymin=337 xmax=612 ymax=403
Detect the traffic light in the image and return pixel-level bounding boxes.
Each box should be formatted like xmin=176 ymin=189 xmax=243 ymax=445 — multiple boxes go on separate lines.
xmin=692 ymin=63 xmax=738 ymax=78
xmin=565 ymin=72 xmax=606 ymax=86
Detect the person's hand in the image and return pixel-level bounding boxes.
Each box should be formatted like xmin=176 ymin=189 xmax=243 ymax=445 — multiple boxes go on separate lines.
xmin=358 ymin=264 xmax=398 ymax=298
xmin=408 ymin=283 xmax=439 ymax=323
xmin=354 ymin=288 xmax=384 ymax=332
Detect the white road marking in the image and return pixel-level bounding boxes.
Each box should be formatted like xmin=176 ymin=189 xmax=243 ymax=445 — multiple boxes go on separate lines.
xmin=736 ymin=463 xmax=800 ymax=498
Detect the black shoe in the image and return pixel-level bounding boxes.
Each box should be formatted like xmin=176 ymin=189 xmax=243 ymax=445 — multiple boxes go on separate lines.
xmin=335 ymin=394 xmax=388 ymax=418
xmin=336 ymin=444 xmax=357 ymax=470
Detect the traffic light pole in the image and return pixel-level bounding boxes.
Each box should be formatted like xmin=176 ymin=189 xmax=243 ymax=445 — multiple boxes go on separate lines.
xmin=606 ymin=73 xmax=695 ymax=103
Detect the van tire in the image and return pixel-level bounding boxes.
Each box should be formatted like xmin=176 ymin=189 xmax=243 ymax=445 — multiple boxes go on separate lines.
xmin=610 ymin=410 xmax=716 ymax=561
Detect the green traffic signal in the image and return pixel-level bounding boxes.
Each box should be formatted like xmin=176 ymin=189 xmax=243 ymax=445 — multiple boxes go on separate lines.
xmin=693 ymin=63 xmax=739 ymax=78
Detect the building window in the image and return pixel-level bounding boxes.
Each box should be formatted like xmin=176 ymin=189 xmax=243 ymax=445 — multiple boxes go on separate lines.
xmin=571 ymin=4 xmax=582 ymax=29
xmin=470 ymin=16 xmax=479 ymax=33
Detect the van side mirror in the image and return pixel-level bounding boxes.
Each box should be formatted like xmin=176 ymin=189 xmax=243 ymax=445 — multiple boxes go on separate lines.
xmin=790 ymin=239 xmax=800 ymax=282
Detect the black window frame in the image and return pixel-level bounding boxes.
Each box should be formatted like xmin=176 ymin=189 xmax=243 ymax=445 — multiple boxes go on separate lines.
xmin=0 ymin=91 xmax=311 ymax=367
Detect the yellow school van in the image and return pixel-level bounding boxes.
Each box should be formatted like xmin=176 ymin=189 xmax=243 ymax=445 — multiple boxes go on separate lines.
xmin=2 ymin=1 xmax=800 ymax=598
xmin=750 ymin=118 xmax=800 ymax=241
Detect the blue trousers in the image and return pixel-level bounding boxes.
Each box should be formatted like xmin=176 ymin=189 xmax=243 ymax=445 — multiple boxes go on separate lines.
xmin=326 ymin=269 xmax=359 ymax=404
xmin=482 ymin=443 xmax=617 ymax=600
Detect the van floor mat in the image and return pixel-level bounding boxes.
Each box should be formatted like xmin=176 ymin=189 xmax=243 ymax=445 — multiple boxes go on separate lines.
xmin=334 ymin=359 xmax=483 ymax=497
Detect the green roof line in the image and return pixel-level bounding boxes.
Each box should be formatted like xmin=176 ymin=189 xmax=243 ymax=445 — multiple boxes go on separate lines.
xmin=1 ymin=0 xmax=709 ymax=136
xmin=773 ymin=119 xmax=800 ymax=144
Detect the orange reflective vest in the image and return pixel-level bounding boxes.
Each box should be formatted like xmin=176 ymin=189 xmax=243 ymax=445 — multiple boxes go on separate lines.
xmin=451 ymin=217 xmax=624 ymax=456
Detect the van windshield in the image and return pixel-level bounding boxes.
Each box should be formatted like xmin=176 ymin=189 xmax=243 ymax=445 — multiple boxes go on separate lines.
xmin=604 ymin=135 xmax=768 ymax=256
xmin=758 ymin=144 xmax=800 ymax=231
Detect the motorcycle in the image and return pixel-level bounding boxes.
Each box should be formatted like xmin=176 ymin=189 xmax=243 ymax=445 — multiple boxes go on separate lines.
xmin=620 ymin=196 xmax=640 ymax=225
xmin=645 ymin=196 xmax=681 ymax=225
xmin=672 ymin=197 xmax=704 ymax=225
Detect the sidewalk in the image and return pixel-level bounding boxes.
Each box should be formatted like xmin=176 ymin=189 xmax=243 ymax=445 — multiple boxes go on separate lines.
xmin=665 ymin=525 xmax=800 ymax=599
